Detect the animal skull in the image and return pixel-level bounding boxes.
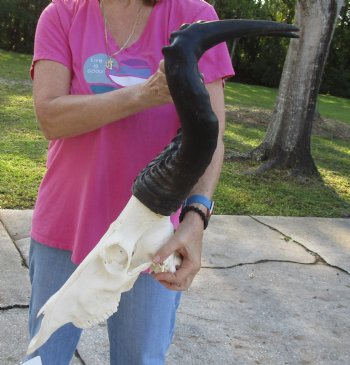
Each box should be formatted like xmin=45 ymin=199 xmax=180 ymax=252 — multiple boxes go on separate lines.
xmin=27 ymin=196 xmax=181 ymax=355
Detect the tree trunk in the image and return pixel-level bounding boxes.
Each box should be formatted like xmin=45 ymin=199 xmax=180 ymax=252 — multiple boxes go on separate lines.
xmin=234 ymin=0 xmax=344 ymax=176
xmin=230 ymin=38 xmax=239 ymax=61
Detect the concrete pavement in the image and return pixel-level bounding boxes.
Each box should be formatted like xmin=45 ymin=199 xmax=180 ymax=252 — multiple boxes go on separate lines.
xmin=0 ymin=210 xmax=349 ymax=365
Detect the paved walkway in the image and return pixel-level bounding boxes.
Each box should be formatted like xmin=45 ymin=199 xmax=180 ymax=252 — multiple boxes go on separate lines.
xmin=1 ymin=210 xmax=349 ymax=365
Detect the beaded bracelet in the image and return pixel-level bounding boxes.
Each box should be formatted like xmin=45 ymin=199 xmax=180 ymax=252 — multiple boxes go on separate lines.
xmin=179 ymin=205 xmax=208 ymax=229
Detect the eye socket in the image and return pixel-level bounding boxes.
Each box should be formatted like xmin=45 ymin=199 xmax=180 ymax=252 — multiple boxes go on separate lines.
xmin=102 ymin=244 xmax=128 ymax=274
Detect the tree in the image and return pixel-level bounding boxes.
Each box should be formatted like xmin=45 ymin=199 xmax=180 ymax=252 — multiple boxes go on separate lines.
xmin=211 ymin=0 xmax=349 ymax=98
xmin=321 ymin=2 xmax=350 ymax=97
xmin=212 ymin=0 xmax=297 ymax=87
xmin=228 ymin=0 xmax=345 ymax=176
xmin=0 ymin=0 xmax=50 ymax=53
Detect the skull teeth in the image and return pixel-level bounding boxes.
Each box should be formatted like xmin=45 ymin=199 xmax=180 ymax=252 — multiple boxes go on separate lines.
xmin=79 ymin=310 xmax=115 ymax=328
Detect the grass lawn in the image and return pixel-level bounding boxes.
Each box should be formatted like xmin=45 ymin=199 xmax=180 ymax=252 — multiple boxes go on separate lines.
xmin=1 ymin=50 xmax=350 ymax=217
xmin=225 ymin=82 xmax=350 ymax=125
xmin=0 ymin=51 xmax=47 ymax=208
xmin=216 ymin=122 xmax=350 ymax=217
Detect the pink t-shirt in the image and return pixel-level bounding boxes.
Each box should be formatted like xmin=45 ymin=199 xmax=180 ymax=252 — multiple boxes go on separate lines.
xmin=31 ymin=0 xmax=234 ymax=264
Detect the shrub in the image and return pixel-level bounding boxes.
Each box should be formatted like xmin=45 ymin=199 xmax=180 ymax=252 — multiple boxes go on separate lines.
xmin=0 ymin=0 xmax=50 ymax=54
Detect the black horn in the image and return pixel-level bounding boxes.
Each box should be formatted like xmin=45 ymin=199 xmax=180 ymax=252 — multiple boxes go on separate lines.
xmin=132 ymin=20 xmax=299 ymax=216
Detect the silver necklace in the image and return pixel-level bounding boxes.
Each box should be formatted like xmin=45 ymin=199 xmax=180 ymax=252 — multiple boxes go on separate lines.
xmin=100 ymin=0 xmax=143 ymax=70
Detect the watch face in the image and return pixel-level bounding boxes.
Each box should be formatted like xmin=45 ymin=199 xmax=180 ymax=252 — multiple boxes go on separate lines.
xmin=207 ymin=201 xmax=214 ymax=218
xmin=209 ymin=201 xmax=215 ymax=214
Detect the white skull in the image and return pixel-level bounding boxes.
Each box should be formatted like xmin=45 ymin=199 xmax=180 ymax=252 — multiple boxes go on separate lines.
xmin=27 ymin=196 xmax=181 ymax=355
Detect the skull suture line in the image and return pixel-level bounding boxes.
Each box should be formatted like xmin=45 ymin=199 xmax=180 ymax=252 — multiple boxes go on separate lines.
xmin=27 ymin=19 xmax=299 ymax=355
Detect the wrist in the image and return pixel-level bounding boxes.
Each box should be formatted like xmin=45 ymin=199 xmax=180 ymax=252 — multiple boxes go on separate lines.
xmin=180 ymin=195 xmax=214 ymax=230
xmin=135 ymin=83 xmax=150 ymax=110
xmin=179 ymin=205 xmax=208 ymax=229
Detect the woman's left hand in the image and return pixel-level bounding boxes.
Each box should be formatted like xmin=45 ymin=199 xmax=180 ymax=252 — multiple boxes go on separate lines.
xmin=152 ymin=211 xmax=204 ymax=291
xmin=152 ymin=79 xmax=225 ymax=291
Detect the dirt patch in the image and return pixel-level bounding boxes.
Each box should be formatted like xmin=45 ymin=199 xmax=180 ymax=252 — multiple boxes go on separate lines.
xmin=312 ymin=117 xmax=350 ymax=140
xmin=0 ymin=77 xmax=32 ymax=89
xmin=226 ymin=106 xmax=350 ymax=140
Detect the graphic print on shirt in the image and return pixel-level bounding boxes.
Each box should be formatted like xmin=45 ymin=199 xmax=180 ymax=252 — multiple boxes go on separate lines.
xmin=84 ymin=53 xmax=152 ymax=94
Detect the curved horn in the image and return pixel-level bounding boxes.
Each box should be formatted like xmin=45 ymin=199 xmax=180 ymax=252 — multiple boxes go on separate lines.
xmin=133 ymin=20 xmax=299 ymax=216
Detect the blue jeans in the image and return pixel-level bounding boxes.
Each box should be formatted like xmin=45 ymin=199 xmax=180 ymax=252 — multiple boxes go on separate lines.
xmin=27 ymin=239 xmax=181 ymax=365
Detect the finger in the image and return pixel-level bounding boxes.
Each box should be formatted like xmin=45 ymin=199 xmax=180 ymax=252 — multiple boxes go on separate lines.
xmin=155 ymin=270 xmax=187 ymax=285
xmin=152 ymin=238 xmax=179 ymax=265
xmin=159 ymin=59 xmax=165 ymax=73
xmin=154 ymin=264 xmax=193 ymax=288
xmin=158 ymin=280 xmax=183 ymax=292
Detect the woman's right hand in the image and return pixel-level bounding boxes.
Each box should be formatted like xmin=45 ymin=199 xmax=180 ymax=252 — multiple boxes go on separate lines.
xmin=139 ymin=60 xmax=173 ymax=107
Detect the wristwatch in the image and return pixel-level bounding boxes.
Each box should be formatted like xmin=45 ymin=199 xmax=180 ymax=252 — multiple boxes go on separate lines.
xmin=182 ymin=194 xmax=214 ymax=226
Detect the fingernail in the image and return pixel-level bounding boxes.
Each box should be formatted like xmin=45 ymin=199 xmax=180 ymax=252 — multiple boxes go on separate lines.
xmin=153 ymin=255 xmax=161 ymax=264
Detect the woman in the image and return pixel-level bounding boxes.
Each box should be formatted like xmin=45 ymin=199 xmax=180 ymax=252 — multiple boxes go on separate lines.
xmin=27 ymin=0 xmax=233 ymax=363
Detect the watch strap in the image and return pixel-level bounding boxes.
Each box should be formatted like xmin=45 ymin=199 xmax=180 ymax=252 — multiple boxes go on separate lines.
xmin=183 ymin=195 xmax=214 ymax=214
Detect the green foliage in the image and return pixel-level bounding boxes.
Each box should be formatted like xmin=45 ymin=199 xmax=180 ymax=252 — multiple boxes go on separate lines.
xmin=211 ymin=0 xmax=296 ymax=87
xmin=0 ymin=0 xmax=50 ymax=53
xmin=211 ymin=0 xmax=350 ymax=98
xmin=321 ymin=3 xmax=350 ymax=98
